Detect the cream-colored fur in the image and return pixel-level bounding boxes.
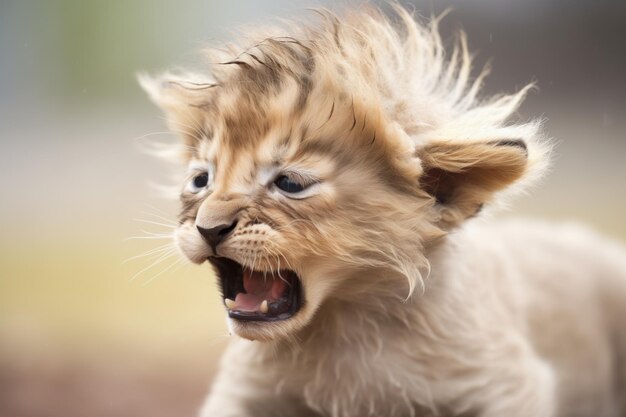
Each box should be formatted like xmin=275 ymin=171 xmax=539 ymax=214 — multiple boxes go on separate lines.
xmin=140 ymin=6 xmax=626 ymax=417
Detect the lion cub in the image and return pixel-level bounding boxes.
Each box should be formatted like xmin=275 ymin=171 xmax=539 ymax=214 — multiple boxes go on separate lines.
xmin=140 ymin=6 xmax=626 ymax=417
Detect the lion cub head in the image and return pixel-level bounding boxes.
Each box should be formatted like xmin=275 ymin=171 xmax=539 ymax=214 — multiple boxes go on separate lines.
xmin=140 ymin=8 xmax=546 ymax=341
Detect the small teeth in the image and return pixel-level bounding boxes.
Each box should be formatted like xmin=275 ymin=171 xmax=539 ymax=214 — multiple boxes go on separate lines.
xmin=225 ymin=298 xmax=270 ymax=314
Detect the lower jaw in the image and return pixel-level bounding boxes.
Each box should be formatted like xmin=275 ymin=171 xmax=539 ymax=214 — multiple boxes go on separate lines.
xmin=227 ymin=309 xmax=298 ymax=322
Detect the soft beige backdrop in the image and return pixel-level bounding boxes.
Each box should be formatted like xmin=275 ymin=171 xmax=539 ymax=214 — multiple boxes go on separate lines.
xmin=1 ymin=1 xmax=625 ymax=416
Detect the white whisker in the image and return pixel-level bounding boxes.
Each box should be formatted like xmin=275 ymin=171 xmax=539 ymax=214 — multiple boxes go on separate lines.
xmin=130 ymin=249 xmax=177 ymax=282
xmin=125 ymin=232 xmax=173 ymax=241
xmin=123 ymin=243 xmax=174 ymax=263
xmin=140 ymin=211 xmax=177 ymax=226
xmin=133 ymin=218 xmax=177 ymax=229
xmin=133 ymin=131 xmax=176 ymax=142
xmin=144 ymin=204 xmax=171 ymax=217
xmin=141 ymin=257 xmax=185 ymax=286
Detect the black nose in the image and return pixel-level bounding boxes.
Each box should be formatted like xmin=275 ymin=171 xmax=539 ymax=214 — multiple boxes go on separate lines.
xmin=197 ymin=220 xmax=238 ymax=251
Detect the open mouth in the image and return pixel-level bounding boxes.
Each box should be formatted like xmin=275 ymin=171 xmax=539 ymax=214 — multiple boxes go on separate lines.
xmin=208 ymin=257 xmax=302 ymax=321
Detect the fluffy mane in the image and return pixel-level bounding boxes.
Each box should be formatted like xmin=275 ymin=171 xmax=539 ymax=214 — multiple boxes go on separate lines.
xmin=139 ymin=5 xmax=551 ymax=303
xmin=140 ymin=4 xmax=549 ymax=202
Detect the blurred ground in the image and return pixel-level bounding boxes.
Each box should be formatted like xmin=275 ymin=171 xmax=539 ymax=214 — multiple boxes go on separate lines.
xmin=0 ymin=229 xmax=227 ymax=416
xmin=0 ymin=1 xmax=625 ymax=416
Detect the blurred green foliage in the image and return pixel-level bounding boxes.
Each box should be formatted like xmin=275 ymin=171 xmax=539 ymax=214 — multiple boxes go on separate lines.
xmin=1 ymin=0 xmax=220 ymax=104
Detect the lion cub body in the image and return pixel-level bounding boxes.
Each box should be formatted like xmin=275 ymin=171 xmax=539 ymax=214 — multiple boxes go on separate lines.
xmin=201 ymin=220 xmax=626 ymax=417
xmin=141 ymin=6 xmax=626 ymax=417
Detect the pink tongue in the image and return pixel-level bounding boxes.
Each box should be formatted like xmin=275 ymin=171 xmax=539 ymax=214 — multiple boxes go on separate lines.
xmin=232 ymin=270 xmax=287 ymax=312
xmin=233 ymin=293 xmax=264 ymax=311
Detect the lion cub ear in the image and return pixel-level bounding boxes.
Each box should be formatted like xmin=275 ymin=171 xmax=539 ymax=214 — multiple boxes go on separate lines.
xmin=138 ymin=73 xmax=215 ymax=151
xmin=417 ymin=139 xmax=529 ymax=229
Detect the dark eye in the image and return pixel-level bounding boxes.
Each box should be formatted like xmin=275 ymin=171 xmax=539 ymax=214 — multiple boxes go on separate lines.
xmin=274 ymin=175 xmax=305 ymax=194
xmin=189 ymin=172 xmax=209 ymax=193
xmin=193 ymin=172 xmax=208 ymax=188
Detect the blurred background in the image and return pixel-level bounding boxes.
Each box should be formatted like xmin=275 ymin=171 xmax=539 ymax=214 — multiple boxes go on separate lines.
xmin=0 ymin=0 xmax=625 ymax=416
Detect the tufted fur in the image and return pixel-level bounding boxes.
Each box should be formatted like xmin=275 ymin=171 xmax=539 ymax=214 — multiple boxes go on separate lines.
xmin=139 ymin=5 xmax=626 ymax=417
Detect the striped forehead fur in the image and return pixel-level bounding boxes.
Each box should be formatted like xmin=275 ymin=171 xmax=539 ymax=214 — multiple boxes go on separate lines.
xmin=140 ymin=4 xmax=548 ymax=188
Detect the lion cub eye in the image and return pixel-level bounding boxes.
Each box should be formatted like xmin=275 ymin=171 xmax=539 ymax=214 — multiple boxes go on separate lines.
xmin=188 ymin=172 xmax=209 ymax=193
xmin=274 ymin=175 xmax=305 ymax=194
